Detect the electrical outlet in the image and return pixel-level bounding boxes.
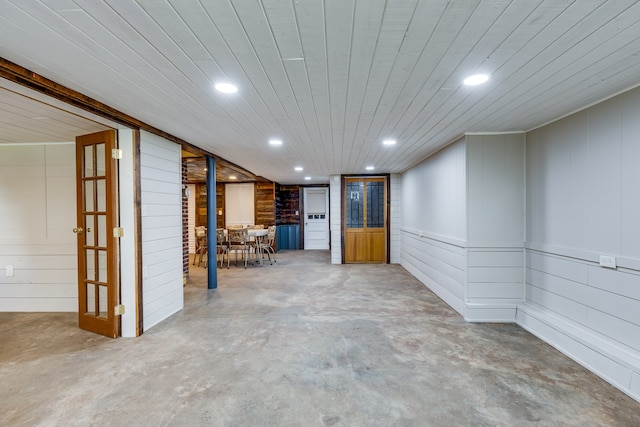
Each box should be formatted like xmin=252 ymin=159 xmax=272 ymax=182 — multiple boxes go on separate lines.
xmin=6 ymin=265 xmax=14 ymax=277
xmin=599 ymin=255 xmax=617 ymax=269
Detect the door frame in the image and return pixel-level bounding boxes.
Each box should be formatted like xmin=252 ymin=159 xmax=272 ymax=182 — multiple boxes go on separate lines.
xmin=341 ymin=174 xmax=390 ymax=264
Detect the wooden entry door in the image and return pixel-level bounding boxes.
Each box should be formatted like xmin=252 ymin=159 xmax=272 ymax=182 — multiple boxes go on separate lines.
xmin=74 ymin=130 xmax=120 ymax=338
xmin=344 ymin=177 xmax=387 ymax=263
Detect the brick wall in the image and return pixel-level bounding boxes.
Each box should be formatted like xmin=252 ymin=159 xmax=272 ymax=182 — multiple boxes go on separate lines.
xmin=275 ymin=184 xmax=300 ymax=225
xmin=182 ymin=159 xmax=189 ymax=276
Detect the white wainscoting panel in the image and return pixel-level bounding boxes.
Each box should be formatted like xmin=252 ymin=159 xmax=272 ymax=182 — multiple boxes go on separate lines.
xmin=140 ymin=131 xmax=183 ymax=331
xmin=465 ymin=247 xmax=523 ymax=322
xmin=400 ymin=229 xmax=466 ymax=315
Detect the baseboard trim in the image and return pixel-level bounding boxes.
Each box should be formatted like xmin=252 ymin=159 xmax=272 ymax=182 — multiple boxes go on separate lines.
xmin=401 ymin=260 xmax=465 ymax=316
xmin=517 ymin=303 xmax=640 ymax=402
xmin=464 ymin=303 xmax=518 ymax=323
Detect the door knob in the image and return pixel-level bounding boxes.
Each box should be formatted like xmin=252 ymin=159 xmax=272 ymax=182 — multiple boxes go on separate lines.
xmin=73 ymin=227 xmax=84 ymax=234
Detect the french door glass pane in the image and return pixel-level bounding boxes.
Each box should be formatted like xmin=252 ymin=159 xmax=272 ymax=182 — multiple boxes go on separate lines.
xmin=96 ymin=179 xmax=106 ymax=212
xmin=367 ymin=182 xmax=384 ymax=228
xmin=346 ymin=182 xmax=364 ymax=228
xmin=85 ymin=283 xmax=95 ymax=315
xmin=96 ymin=143 xmax=106 ymax=176
xmin=97 ymin=215 xmax=106 ymax=247
xmin=97 ymin=285 xmax=108 ymax=319
xmin=84 ymin=180 xmax=94 ymax=212
xmin=84 ymin=214 xmax=95 ymax=246
xmin=97 ymin=250 xmax=107 ymax=283
xmin=85 ymin=249 xmax=95 ymax=281
xmin=84 ymin=145 xmax=93 ymax=177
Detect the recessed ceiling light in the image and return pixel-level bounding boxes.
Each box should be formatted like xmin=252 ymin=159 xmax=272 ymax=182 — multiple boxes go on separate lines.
xmin=229 ymin=175 xmax=237 ymax=180
xmin=463 ymin=74 xmax=489 ymax=86
xmin=214 ymin=82 xmax=238 ymax=93
xmin=294 ymin=166 xmax=303 ymax=171
xmin=383 ymin=139 xmax=396 ymax=145
xmin=269 ymin=139 xmax=283 ymax=146
xmin=304 ymin=176 xmax=311 ymax=180
xmin=366 ymin=166 xmax=375 ymax=170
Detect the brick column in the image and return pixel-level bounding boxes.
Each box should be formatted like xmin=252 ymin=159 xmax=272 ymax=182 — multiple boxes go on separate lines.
xmin=182 ymin=158 xmax=189 ymax=280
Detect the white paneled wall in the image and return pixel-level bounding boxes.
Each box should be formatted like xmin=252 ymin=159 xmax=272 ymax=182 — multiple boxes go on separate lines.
xmin=521 ymin=87 xmax=640 ymax=401
xmin=140 ymin=131 xmax=183 ymax=331
xmin=329 ymin=175 xmax=342 ymax=264
xmin=0 ymin=144 xmax=77 ymax=311
xmin=400 ymin=139 xmax=466 ymax=239
xmin=118 ymin=129 xmax=138 ymax=337
xmin=465 ymin=134 xmax=525 ymax=321
xmin=400 ymin=139 xmax=467 ymax=312
xmin=466 ymin=134 xmax=524 ymax=245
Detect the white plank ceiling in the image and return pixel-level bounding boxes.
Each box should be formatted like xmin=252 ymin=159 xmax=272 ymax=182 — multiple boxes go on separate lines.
xmin=1 ymin=0 xmax=640 ymax=184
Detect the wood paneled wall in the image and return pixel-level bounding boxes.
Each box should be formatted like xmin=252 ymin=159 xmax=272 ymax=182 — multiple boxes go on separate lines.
xmin=255 ymin=182 xmax=275 ymax=226
xmin=216 ymin=183 xmax=225 ymax=229
xmin=195 ymin=183 xmax=207 ymax=227
xmin=195 ymin=183 xmax=225 ymax=229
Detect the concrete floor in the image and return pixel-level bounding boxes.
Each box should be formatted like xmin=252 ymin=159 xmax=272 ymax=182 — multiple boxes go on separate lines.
xmin=2 ymin=250 xmax=640 ymax=426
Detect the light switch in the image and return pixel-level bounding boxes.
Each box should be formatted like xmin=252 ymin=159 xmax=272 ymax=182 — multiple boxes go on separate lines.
xmin=6 ymin=265 xmax=14 ymax=277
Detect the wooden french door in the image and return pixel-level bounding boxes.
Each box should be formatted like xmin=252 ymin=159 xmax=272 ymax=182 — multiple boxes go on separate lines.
xmin=344 ymin=177 xmax=387 ymax=263
xmin=74 ymin=130 xmax=120 ymax=338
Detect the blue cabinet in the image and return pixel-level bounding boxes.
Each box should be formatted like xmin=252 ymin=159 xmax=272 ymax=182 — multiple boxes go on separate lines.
xmin=276 ymin=225 xmax=300 ymax=251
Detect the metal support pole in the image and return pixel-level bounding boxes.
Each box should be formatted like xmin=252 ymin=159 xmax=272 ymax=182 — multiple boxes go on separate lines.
xmin=206 ymin=155 xmax=217 ymax=289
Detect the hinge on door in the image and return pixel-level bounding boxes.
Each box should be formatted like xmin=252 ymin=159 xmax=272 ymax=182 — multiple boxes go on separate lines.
xmin=113 ymin=227 xmax=125 ymax=238
xmin=114 ymin=304 xmax=125 ymax=316
xmin=112 ymin=148 xmax=123 ymax=159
